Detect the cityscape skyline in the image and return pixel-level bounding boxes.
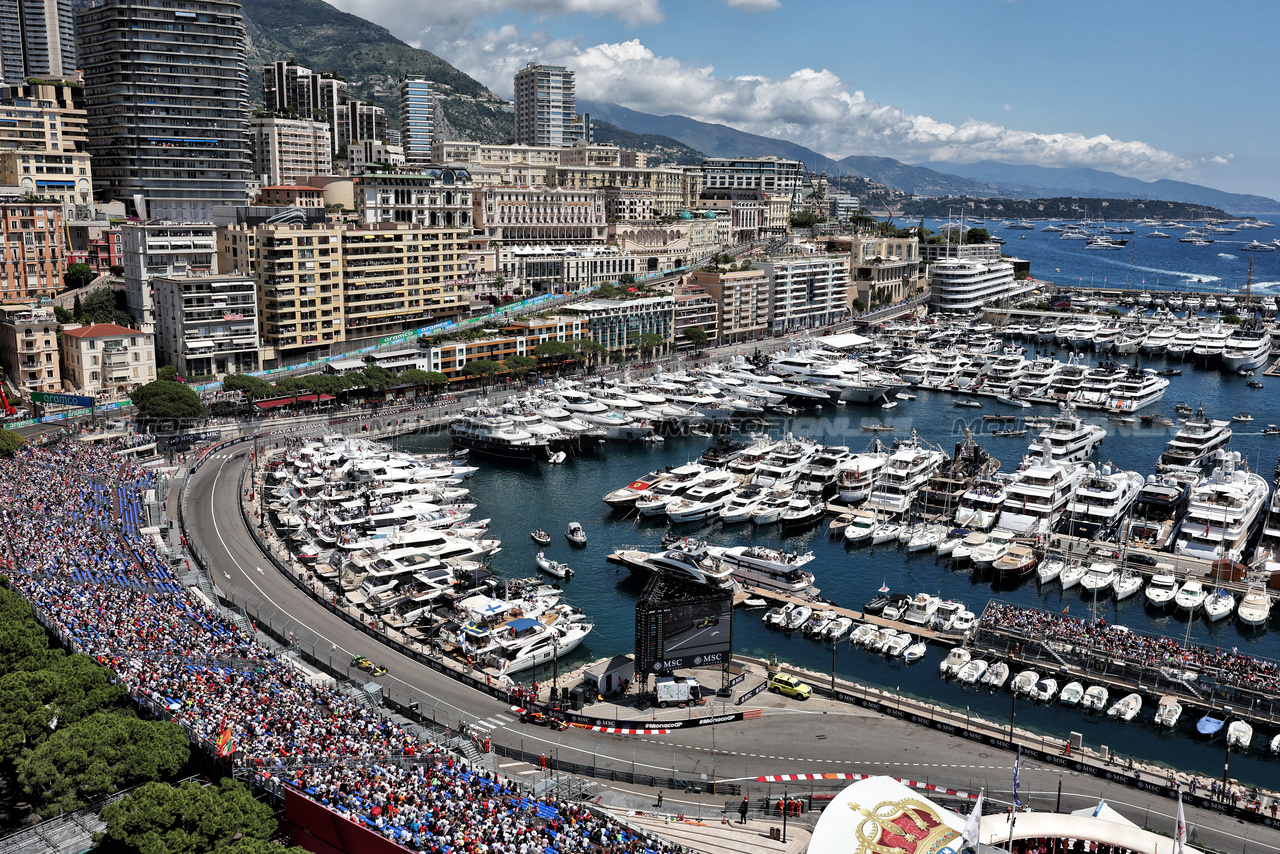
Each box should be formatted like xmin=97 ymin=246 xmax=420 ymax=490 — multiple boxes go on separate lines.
xmin=326 ymin=0 xmax=1280 ymax=201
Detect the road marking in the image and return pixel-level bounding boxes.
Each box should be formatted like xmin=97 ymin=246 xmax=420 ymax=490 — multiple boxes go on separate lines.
xmin=498 ymin=762 xmax=522 ymax=768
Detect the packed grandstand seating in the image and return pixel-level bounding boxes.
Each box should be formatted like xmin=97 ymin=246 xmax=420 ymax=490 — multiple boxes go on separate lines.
xmin=1 ymin=439 xmax=679 ymax=854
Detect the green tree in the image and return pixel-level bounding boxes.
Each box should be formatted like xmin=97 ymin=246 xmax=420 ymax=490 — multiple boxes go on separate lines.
xmin=618 ymin=273 xmax=636 ymax=285
xmin=157 ymin=365 xmax=177 ymax=382
xmin=397 ymin=368 xmax=433 ymax=387
xmin=534 ymin=341 xmax=577 ymax=374
xmin=97 ymin=778 xmax=305 ymax=854
xmin=0 ymin=653 xmax=129 ymax=768
xmin=682 ymin=327 xmax=709 ymax=350
xmin=461 ymin=359 xmax=503 ymax=386
xmin=72 ymin=294 xmax=84 ymax=318
xmin=851 ymin=298 xmax=866 ymax=313
xmin=636 ymin=332 xmax=664 ymax=361
xmin=790 ymin=210 xmax=824 ymax=228
xmin=575 ymin=340 xmax=608 ymax=372
xmin=54 ymin=305 xmax=73 ymax=323
xmin=964 ymin=228 xmax=991 ymax=245
xmin=64 ymin=263 xmax=95 ymax=291
xmin=80 ymin=286 xmax=132 ymax=326
xmin=17 ymin=712 xmax=190 ymax=816
xmin=358 ymin=365 xmax=397 ymax=391
xmin=130 ymin=380 xmax=207 ymax=423
xmin=420 ymin=371 xmax=448 ymax=392
xmin=220 ymin=373 xmax=275 ymax=401
xmin=0 ymin=429 xmax=25 ymax=457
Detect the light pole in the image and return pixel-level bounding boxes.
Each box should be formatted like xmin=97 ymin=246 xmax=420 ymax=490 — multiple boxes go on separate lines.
xmin=1222 ymin=704 xmax=1233 ymax=800
xmin=1009 ymin=688 xmax=1018 ymax=742
xmin=781 ymin=790 xmax=789 ymax=843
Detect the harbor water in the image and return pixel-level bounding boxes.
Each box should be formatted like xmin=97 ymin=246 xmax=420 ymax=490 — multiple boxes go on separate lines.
xmin=401 ymin=346 xmax=1280 ymax=788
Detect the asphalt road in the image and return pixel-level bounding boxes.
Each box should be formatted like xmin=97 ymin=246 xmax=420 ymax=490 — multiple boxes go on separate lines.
xmin=185 ymin=448 xmax=1280 ymax=853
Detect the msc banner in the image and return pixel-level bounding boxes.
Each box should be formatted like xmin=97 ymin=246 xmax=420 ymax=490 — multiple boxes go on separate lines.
xmin=31 ymin=391 xmax=94 ymax=408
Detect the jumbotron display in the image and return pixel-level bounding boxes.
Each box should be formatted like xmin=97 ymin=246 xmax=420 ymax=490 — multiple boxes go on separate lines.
xmin=635 ymin=571 xmax=733 ymax=676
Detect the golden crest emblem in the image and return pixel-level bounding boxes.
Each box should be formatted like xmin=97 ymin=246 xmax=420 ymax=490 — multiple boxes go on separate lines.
xmin=851 ymin=798 xmax=961 ymax=854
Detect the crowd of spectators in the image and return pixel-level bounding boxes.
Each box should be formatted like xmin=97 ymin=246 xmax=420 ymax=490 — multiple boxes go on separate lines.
xmin=981 ymin=603 xmax=1280 ymax=694
xmin=0 ymin=439 xmax=679 ymax=854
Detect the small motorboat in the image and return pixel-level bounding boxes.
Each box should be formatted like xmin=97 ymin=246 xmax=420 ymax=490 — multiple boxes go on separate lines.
xmin=1011 ymin=670 xmax=1040 ymax=695
xmin=1263 ymin=425 xmax=1280 ymax=436
xmin=803 ymin=610 xmax=836 ymax=638
xmin=895 ymin=392 xmax=917 ymax=401
xmin=849 ymin=623 xmax=877 ymax=646
xmin=863 ymin=590 xmax=890 ymax=615
xmin=952 ymin=609 xmax=976 ymax=633
xmin=903 ymin=639 xmax=927 ymax=662
xmin=882 ymin=593 xmax=911 ymax=621
xmin=1154 ymin=695 xmax=1183 ymax=728
xmin=1174 ymin=579 xmax=1207 ymax=612
xmin=1247 ymin=380 xmax=1265 ymax=389
xmin=1145 ymin=573 xmax=1178 ymax=608
xmin=981 ymin=414 xmax=1017 ymax=422
xmin=981 ymin=661 xmax=1010 ymax=688
xmin=531 ymin=529 xmax=552 ymax=546
xmin=1081 ymin=685 xmax=1109 ymax=711
xmin=844 ymin=512 xmax=878 ymax=543
xmin=1232 ymin=412 xmax=1254 ymax=423
xmin=992 ymin=428 xmax=1028 ymax=437
xmin=1059 ymin=681 xmax=1084 ymax=706
xmin=764 ymin=603 xmax=794 ymax=629
xmin=1156 ymin=368 xmax=1182 ymax=376
xmin=957 ymin=659 xmax=988 ymax=684
xmin=743 ymin=597 xmax=768 ymax=608
xmin=825 ymin=616 xmax=854 ymax=640
xmin=1203 ymin=589 xmax=1235 ymax=622
xmin=1270 ymin=734 xmax=1280 ymax=754
xmin=1227 ymin=719 xmax=1254 ymax=749
xmin=785 ymin=605 xmax=813 ymax=632
xmin=951 ymin=531 xmax=988 ymax=563
xmin=1029 ymin=677 xmax=1059 ymax=703
xmin=996 ymin=395 xmax=1031 ymax=408
xmin=939 ymin=647 xmax=971 ymax=677
xmin=548 ymin=451 xmax=567 ymax=464
xmin=885 ymin=632 xmax=912 ymax=657
xmin=1196 ymin=715 xmax=1224 ymax=736
xmin=828 ymin=512 xmax=859 ymax=537
xmin=535 ymin=551 xmax=573 ymax=579
xmin=867 ymin=627 xmax=898 ymax=653
xmin=881 ymin=400 xmax=898 ymax=410
xmin=862 ymin=423 xmax=895 ymax=432
xmin=954 ymin=399 xmax=984 ymax=409
xmin=992 ymin=545 xmax=1038 ymax=579
xmin=1107 ymin=692 xmax=1143 ymax=721
xmin=1107 ymin=415 xmax=1137 ymax=425
xmin=565 ymin=522 xmax=587 ymax=546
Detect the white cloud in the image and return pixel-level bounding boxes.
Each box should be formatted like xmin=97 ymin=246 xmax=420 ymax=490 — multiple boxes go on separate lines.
xmin=725 ymin=0 xmax=782 ymax=10
xmin=328 ymin=0 xmax=1212 ymax=179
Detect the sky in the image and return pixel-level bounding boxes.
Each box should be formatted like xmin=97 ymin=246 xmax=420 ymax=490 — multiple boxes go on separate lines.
xmin=328 ymin=0 xmax=1280 ymax=200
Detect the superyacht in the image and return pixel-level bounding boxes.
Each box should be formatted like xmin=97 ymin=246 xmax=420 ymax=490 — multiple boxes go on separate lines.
xmin=1175 ymin=451 xmax=1269 ymax=562
xmin=996 ymin=441 xmax=1082 ymax=535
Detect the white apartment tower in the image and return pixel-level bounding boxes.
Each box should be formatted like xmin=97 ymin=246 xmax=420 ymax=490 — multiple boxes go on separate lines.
xmin=514 ymin=63 xmax=588 ymax=148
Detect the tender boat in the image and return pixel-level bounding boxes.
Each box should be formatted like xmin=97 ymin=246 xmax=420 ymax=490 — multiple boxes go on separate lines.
xmin=531 ymin=529 xmax=551 ymax=546
xmin=903 ymin=639 xmax=928 ymax=662
xmin=1154 ymin=695 xmax=1183 ymax=728
xmin=1237 ymin=583 xmax=1273 ymax=626
xmin=981 ymin=661 xmax=1010 ymax=688
xmin=1227 ymin=720 xmax=1254 ymax=749
xmin=1107 ymin=692 xmax=1143 ymax=721
xmin=939 ymin=647 xmax=971 ymax=677
xmin=957 ymin=659 xmax=988 ymax=684
xmin=565 ymin=522 xmax=587 ymax=545
xmin=885 ymin=632 xmax=912 ymax=657
xmin=764 ymin=603 xmax=794 ymax=629
xmin=1174 ymin=579 xmax=1207 ymax=613
xmin=785 ymin=605 xmax=813 ymax=632
xmin=992 ymin=544 xmax=1038 ymax=580
xmin=535 ymin=551 xmax=573 ymax=579
xmin=951 ymin=531 xmax=989 ymax=563
xmin=1203 ymin=589 xmax=1235 ymax=622
xmin=1011 ymin=670 xmax=1040 ymax=695
xmin=1081 ymin=685 xmax=1110 ymax=711
xmin=1144 ymin=572 xmax=1178 ymax=608
xmin=1059 ymin=681 xmax=1084 ymax=706
xmin=1079 ymin=561 xmax=1117 ymax=596
xmin=849 ymin=623 xmax=877 ymax=646
xmin=1029 ymin=677 xmax=1059 ymax=703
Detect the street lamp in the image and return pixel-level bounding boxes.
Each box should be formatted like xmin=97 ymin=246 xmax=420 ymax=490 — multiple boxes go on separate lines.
xmin=1222 ymin=704 xmax=1233 ymax=800
xmin=781 ymin=790 xmax=789 ymax=843
xmin=1009 ymin=687 xmax=1018 ymax=742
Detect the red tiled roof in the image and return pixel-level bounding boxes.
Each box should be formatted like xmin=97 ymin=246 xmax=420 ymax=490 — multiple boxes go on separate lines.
xmin=60 ymin=323 xmax=141 ymax=339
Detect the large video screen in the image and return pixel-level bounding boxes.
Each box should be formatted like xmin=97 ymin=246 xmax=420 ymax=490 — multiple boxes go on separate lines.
xmin=636 ymin=591 xmax=733 ymax=675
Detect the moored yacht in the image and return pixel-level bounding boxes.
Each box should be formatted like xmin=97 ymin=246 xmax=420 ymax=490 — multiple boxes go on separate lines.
xmin=836 ymin=444 xmax=890 ymax=503
xmin=1060 ymin=463 xmax=1144 ymax=538
xmin=705 ymin=544 xmax=817 ymax=593
xmin=1031 ymin=405 xmax=1107 ymax=463
xmin=1221 ymin=326 xmax=1272 ymax=373
xmin=1122 ymin=473 xmax=1193 ymax=550
xmin=1158 ymin=408 xmax=1231 ymax=470
xmin=1175 ymin=451 xmax=1270 ymax=562
xmin=1105 ymin=368 xmax=1169 ymax=412
xmin=997 ymin=441 xmax=1082 ymax=535
xmin=954 ymin=473 xmax=1015 ymax=532
xmin=865 ymin=432 xmax=949 ymax=517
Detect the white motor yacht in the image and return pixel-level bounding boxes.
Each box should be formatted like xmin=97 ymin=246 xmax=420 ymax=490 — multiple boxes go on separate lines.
xmin=706 ymin=544 xmax=816 ymax=593
xmin=997 ymin=441 xmax=1082 ymax=535
xmin=970 ymin=528 xmax=1015 ymax=569
xmin=1174 ymin=579 xmax=1207 ymax=613
xmin=1106 ymin=368 xmax=1169 ymax=412
xmin=1078 ymin=562 xmax=1118 ymax=596
xmin=1221 ymin=326 xmax=1273 ymax=373
xmin=1237 ymin=583 xmax=1273 ymax=626
xmin=1144 ymin=573 xmax=1178 ymax=608
xmin=1061 ymin=464 xmax=1144 ymax=538
xmin=1158 ymin=408 xmax=1231 ymax=470
xmin=1175 ymin=451 xmax=1269 ymax=561
xmin=865 ymin=431 xmax=948 ymax=517
xmin=1081 ymin=685 xmax=1109 ymax=711
xmin=665 ymin=472 xmax=740 ymax=523
xmin=954 ymin=474 xmax=1014 ymax=532
xmin=836 ymin=447 xmax=890 ymax=503
xmin=1031 ymin=406 xmax=1106 ymax=464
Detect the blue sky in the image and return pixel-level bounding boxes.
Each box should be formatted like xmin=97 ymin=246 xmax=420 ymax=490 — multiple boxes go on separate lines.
xmin=331 ymin=0 xmax=1280 ymax=199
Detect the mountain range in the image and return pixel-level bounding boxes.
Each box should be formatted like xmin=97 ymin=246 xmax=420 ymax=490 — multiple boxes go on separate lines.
xmin=233 ymin=0 xmax=1279 ymax=214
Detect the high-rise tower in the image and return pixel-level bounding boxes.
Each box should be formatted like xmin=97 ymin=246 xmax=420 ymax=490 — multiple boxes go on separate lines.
xmin=78 ymin=0 xmax=251 ymax=220
xmin=0 ymin=0 xmax=77 ymax=86
xmin=398 ymin=76 xmax=432 ymax=167
xmin=513 ymin=63 xmax=588 ymax=148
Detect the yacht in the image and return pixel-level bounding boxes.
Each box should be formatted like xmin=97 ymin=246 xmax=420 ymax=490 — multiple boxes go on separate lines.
xmin=902 ymin=593 xmax=941 ymax=626
xmin=1191 ymin=320 xmax=1233 ymax=364
xmin=705 ymin=544 xmax=816 ymax=593
xmin=1031 ymin=406 xmax=1107 ymax=463
xmin=496 ymin=620 xmax=593 ymax=675
xmin=1061 ymin=464 xmax=1145 ymax=538
xmin=997 ymin=441 xmax=1082 ymax=535
xmin=1254 ymin=487 xmax=1280 ymax=572
xmin=794 ymin=446 xmax=852 ymax=500
xmin=1237 ymin=583 xmax=1273 ymax=627
xmin=1175 ymin=451 xmax=1270 ymax=561
xmin=1142 ymin=323 xmax=1178 ymax=355
xmin=608 ymin=547 xmax=736 ymax=587
xmin=1221 ymin=326 xmax=1273 ymax=373
xmin=865 ymin=432 xmax=949 ymax=517
xmin=836 ymin=446 xmax=890 ymax=503
xmin=1105 ymin=369 xmax=1169 ymax=413
xmin=1166 ymin=325 xmax=1201 ymax=359
xmin=665 ymin=471 xmax=740 ymax=523
xmin=753 ymin=435 xmax=819 ymax=487
xmin=603 ymin=469 xmax=673 ymax=509
xmin=530 ymin=401 xmax=609 ymax=446
xmin=718 ymin=483 xmax=769 ymax=524
xmin=1077 ymin=364 xmax=1128 ymax=407
xmin=1122 ymin=473 xmax=1193 ymax=550
xmin=1079 ymin=562 xmax=1118 ymax=597
xmin=954 ymin=473 xmax=1015 ymax=531
xmin=1158 ymin=409 xmax=1231 ymax=470
xmin=634 ymin=463 xmax=713 ymax=516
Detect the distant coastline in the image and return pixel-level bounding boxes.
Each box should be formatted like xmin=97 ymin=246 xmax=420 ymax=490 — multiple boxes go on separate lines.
xmin=896 ymin=196 xmax=1233 ymax=222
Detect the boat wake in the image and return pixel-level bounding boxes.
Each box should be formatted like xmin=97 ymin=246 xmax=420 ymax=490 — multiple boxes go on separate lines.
xmin=1217 ymin=253 xmax=1238 ymax=260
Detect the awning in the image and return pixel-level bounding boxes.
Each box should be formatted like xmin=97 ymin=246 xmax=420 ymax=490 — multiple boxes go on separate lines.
xmin=255 ymin=397 xmax=296 ymax=409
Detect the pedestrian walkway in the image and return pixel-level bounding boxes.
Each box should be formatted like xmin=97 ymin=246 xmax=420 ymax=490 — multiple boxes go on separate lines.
xmin=624 ymin=811 xmax=810 ymax=854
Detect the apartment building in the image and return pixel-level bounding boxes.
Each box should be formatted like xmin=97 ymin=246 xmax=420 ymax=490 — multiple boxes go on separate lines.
xmin=477 ymin=186 xmax=606 ymax=244
xmin=341 ymin=223 xmax=469 ymax=342
xmin=673 ymin=284 xmax=718 ymax=350
xmin=0 ymin=305 xmax=60 ymax=394
xmin=414 ymin=316 xmax=586 ymax=381
xmin=928 ymin=257 xmax=1029 ymax=314
xmin=608 ymin=216 xmax=724 ymax=274
xmin=0 ymin=0 xmax=76 ymax=86
xmin=689 ymin=267 xmax=771 ymax=344
xmin=0 ymin=195 xmax=65 ymax=300
xmin=254 ymin=185 xmax=325 ymax=207
xmin=495 ymin=245 xmax=638 ymax=294
xmin=431 ymin=141 xmax=563 ymax=171
xmin=348 ymin=140 xmax=405 ymax=174
xmin=60 ymin=322 xmax=155 ymax=398
xmin=336 ymin=101 xmax=387 ymax=162
xmin=398 ymin=77 xmax=433 ymax=168
xmin=757 ymin=254 xmax=850 ymax=334
xmin=249 ymin=116 xmax=333 ymax=186
xmin=219 ymin=222 xmax=345 ymax=366
xmin=0 ymin=80 xmax=92 ymax=213
xmin=563 ymin=295 xmax=673 ymax=355
xmin=513 ymin=63 xmax=588 ymax=148
xmin=78 ymin=0 xmax=252 ymax=220
xmin=120 ymin=222 xmax=217 ymax=327
xmin=66 ymin=220 xmax=121 ymax=273
xmin=153 ymin=273 xmax=259 ymax=378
